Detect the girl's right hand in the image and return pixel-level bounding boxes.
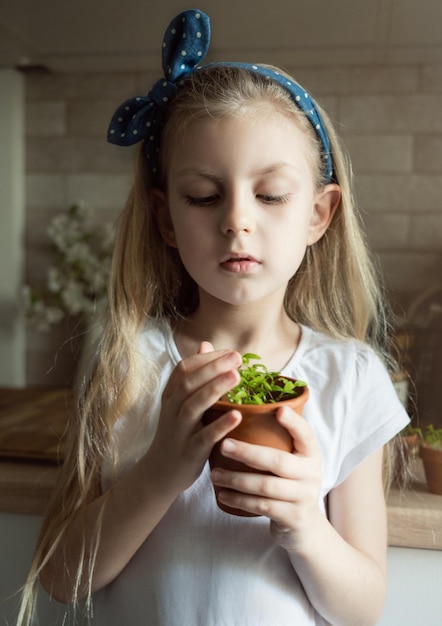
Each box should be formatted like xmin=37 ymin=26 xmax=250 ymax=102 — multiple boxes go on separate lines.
xmin=147 ymin=343 xmax=242 ymax=494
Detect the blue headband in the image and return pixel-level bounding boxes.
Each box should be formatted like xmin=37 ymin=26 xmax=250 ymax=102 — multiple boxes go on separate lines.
xmin=108 ymin=9 xmax=334 ymax=184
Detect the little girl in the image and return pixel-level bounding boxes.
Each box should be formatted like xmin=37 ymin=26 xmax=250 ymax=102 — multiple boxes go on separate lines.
xmin=19 ymin=9 xmax=408 ymax=626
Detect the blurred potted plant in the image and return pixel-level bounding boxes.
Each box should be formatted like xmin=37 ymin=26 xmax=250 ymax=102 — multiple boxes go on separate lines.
xmin=419 ymin=424 xmax=442 ymax=495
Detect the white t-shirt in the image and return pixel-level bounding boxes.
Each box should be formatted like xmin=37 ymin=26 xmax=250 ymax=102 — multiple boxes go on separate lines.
xmin=91 ymin=319 xmax=409 ymax=626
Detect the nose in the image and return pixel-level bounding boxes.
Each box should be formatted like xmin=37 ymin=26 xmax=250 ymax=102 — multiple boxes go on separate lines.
xmin=220 ymin=193 xmax=253 ymax=235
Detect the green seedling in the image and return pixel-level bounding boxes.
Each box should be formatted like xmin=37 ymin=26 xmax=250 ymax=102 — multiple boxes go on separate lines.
xmin=422 ymin=424 xmax=442 ymax=451
xmin=401 ymin=423 xmax=442 ymax=451
xmin=399 ymin=421 xmax=422 ymax=438
xmin=224 ymin=353 xmax=307 ymax=405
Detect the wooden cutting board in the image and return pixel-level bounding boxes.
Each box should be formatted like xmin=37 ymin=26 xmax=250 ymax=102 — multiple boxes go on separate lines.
xmin=0 ymin=387 xmax=73 ymax=463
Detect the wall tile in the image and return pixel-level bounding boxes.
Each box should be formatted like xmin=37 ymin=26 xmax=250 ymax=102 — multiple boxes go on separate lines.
xmin=26 ymin=102 xmax=66 ymax=136
xmin=67 ymin=100 xmax=119 ymax=136
xmin=355 ymin=174 xmax=442 ymax=212
xmin=26 ymin=137 xmax=135 ymax=173
xmin=346 ymin=135 xmax=413 ymax=172
xmin=26 ymin=73 xmax=141 ymax=101
xmin=294 ymin=66 xmax=418 ymax=96
xmin=340 ymin=95 xmax=442 ymax=133
xmin=378 ymin=252 xmax=442 ymax=292
xmin=419 ymin=65 xmax=442 ymax=93
xmin=363 ymin=213 xmax=410 ymax=250
xmin=26 ymin=174 xmax=66 ymax=209
xmin=414 ymin=135 xmax=442 ymax=172
xmin=318 ymin=96 xmax=339 ymax=125
xmin=66 ymin=174 xmax=132 ymax=210
xmin=410 ymin=215 xmax=442 ymax=250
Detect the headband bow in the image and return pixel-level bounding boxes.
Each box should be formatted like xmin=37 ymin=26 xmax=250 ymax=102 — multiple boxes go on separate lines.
xmin=108 ymin=9 xmax=334 ymax=183
xmin=108 ymin=10 xmax=210 ymax=178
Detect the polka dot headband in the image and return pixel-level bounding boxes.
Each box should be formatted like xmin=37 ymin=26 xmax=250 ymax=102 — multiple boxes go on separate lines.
xmin=108 ymin=9 xmax=334 ymax=184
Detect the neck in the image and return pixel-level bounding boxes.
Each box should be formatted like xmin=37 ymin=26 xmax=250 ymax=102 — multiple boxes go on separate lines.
xmin=175 ymin=292 xmax=301 ymax=371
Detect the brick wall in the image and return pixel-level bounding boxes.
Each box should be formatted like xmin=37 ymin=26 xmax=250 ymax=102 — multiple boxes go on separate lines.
xmin=24 ymin=65 xmax=442 ymax=385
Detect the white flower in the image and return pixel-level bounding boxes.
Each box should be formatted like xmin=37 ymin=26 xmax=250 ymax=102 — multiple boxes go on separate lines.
xmin=47 ymin=267 xmax=63 ymax=293
xmin=23 ymin=202 xmax=114 ymax=329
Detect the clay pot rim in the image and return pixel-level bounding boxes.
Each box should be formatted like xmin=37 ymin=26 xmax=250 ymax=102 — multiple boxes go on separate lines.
xmin=420 ymin=441 xmax=442 ymax=452
xmin=213 ymin=382 xmax=309 ymax=412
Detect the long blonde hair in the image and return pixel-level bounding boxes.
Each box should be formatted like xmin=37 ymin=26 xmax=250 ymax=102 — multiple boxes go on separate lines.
xmin=18 ymin=65 xmax=395 ymax=624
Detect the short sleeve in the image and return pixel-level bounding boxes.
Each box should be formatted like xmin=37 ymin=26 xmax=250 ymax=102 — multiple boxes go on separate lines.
xmin=335 ymin=348 xmax=409 ymax=487
xmin=290 ymin=327 xmax=410 ymax=496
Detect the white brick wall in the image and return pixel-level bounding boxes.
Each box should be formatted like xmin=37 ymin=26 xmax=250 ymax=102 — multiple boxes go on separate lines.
xmin=24 ymin=65 xmax=442 ymax=385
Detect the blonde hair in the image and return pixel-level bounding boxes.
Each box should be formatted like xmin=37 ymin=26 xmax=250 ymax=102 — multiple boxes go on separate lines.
xmin=18 ymin=65 xmax=396 ymax=624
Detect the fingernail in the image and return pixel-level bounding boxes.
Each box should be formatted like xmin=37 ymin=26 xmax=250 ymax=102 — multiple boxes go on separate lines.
xmin=227 ymin=351 xmax=241 ymax=365
xmin=278 ymin=406 xmax=292 ymax=422
xmin=222 ymin=438 xmax=236 ymax=453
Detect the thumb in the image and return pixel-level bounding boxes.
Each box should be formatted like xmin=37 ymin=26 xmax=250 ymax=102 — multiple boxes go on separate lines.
xmin=276 ymin=406 xmax=318 ymax=457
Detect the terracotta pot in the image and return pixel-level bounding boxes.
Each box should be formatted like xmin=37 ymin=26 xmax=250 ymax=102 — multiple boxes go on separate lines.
xmin=419 ymin=443 xmax=442 ymax=495
xmin=203 ymin=381 xmax=309 ymax=516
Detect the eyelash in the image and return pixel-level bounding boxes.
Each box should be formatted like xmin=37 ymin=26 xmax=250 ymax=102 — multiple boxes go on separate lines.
xmin=184 ymin=194 xmax=290 ymax=206
xmin=185 ymin=195 xmax=219 ymax=207
xmin=258 ymin=194 xmax=290 ymax=205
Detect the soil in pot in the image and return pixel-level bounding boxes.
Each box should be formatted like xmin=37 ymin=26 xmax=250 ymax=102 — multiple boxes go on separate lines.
xmin=419 ymin=443 xmax=442 ymax=495
xmin=203 ymin=380 xmax=309 ymax=516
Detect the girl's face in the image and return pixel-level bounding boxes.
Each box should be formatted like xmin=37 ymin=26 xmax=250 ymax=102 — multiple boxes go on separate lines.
xmin=155 ymin=107 xmax=338 ymax=310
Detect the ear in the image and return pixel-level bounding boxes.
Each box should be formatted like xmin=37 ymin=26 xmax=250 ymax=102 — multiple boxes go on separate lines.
xmin=150 ymin=188 xmax=177 ymax=247
xmin=307 ymin=184 xmax=341 ymax=246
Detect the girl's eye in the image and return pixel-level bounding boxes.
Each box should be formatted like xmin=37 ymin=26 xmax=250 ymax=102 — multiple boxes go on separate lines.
xmin=257 ymin=194 xmax=290 ymax=205
xmin=185 ymin=195 xmax=219 ymax=207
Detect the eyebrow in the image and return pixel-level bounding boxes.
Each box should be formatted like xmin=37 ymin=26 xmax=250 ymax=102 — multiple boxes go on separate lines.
xmin=174 ymin=168 xmax=223 ymax=181
xmin=175 ymin=162 xmax=299 ymax=180
xmin=255 ymin=163 xmax=300 ymax=177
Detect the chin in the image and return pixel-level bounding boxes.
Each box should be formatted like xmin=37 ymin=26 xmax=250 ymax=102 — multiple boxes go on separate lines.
xmin=217 ymin=291 xmax=270 ymax=308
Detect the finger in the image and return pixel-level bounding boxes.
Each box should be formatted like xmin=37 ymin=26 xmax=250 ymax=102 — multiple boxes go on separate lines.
xmin=219 ymin=438 xmax=300 ymax=479
xmin=211 ymin=467 xmax=299 ymax=502
xmin=164 ymin=349 xmax=241 ymax=401
xmin=177 ymin=410 xmax=243 ymax=480
xmin=198 ymin=409 xmax=242 ymax=449
xmin=214 ymin=474 xmax=319 ymax=525
xmin=216 ymin=489 xmax=291 ymax=522
xmin=276 ymin=406 xmax=319 ymax=457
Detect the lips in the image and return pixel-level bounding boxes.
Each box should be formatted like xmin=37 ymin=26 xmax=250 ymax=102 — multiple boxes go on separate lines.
xmin=220 ymin=252 xmax=261 ymax=273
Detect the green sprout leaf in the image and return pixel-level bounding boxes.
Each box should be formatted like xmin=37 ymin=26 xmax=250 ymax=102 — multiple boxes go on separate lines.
xmin=423 ymin=424 xmax=442 ymax=450
xmin=224 ymin=354 xmax=307 ymax=405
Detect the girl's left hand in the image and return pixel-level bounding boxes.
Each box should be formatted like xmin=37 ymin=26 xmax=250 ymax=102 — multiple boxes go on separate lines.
xmin=210 ymin=405 xmax=323 ymax=550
